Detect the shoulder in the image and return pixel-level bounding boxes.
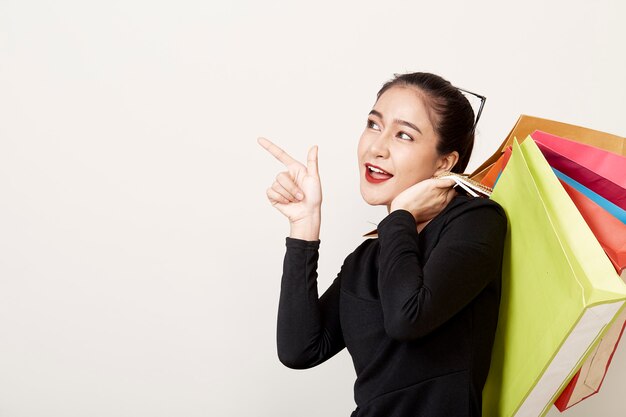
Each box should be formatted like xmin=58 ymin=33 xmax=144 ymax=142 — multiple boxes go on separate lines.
xmin=442 ymin=195 xmax=507 ymax=223
xmin=430 ymin=195 xmax=508 ymax=241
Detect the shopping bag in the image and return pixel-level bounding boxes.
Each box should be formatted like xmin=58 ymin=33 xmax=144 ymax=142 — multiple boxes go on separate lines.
xmin=533 ymin=133 xmax=626 ymax=410
xmin=554 ymin=308 xmax=626 ymax=411
xmin=482 ymin=138 xmax=626 ymax=417
xmin=551 ymin=178 xmax=626 ymax=411
xmin=484 ymin=147 xmax=626 ymax=226
xmin=534 ymin=136 xmax=626 ymax=210
xmin=471 ymin=115 xmax=626 ymax=182
xmin=474 ymin=116 xmax=626 ymax=414
xmin=477 ymin=131 xmax=626 ymax=270
xmin=559 ymin=179 xmax=626 ymax=274
xmin=530 ymin=130 xmax=626 ymax=189
xmin=554 ymin=169 xmax=626 ymax=225
xmin=481 ymin=144 xmax=626 ymax=273
xmin=480 ymin=146 xmax=512 ymax=189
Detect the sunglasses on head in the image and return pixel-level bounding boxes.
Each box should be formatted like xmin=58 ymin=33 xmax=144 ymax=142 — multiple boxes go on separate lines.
xmin=455 ymin=87 xmax=486 ymax=131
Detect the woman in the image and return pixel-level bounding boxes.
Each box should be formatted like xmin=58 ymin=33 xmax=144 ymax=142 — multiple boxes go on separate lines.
xmin=258 ymin=72 xmax=507 ymax=417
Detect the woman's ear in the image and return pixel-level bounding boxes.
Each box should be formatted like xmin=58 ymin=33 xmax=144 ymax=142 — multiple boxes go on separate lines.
xmin=434 ymin=151 xmax=459 ymax=176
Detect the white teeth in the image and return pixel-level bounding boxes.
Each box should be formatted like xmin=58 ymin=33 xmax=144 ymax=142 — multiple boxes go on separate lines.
xmin=368 ymin=166 xmax=388 ymax=174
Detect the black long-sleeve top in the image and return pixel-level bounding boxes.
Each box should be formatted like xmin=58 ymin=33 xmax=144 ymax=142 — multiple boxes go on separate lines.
xmin=277 ymin=195 xmax=507 ymax=417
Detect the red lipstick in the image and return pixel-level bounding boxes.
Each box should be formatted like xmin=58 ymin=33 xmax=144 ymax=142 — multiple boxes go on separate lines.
xmin=365 ymin=163 xmax=393 ymax=184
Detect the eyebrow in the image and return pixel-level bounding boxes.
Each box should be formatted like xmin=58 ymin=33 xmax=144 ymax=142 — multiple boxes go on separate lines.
xmin=368 ymin=109 xmax=422 ymax=134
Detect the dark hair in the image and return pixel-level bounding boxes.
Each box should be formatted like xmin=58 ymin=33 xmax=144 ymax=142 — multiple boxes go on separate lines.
xmin=376 ymin=72 xmax=476 ymax=174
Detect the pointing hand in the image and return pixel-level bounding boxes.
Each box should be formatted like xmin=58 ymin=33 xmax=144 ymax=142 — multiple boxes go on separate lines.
xmin=258 ymin=137 xmax=322 ymax=225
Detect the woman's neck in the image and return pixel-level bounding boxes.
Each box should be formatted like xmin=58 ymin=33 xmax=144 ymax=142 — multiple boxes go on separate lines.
xmin=416 ymin=220 xmax=430 ymax=234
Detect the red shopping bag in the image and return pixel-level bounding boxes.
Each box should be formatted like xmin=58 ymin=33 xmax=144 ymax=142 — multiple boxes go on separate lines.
xmin=558 ymin=180 xmax=626 ymax=274
xmin=533 ymin=131 xmax=626 ymax=210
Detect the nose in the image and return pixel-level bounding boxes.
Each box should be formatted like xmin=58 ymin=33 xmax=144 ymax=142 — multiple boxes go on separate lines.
xmin=368 ymin=130 xmax=390 ymax=159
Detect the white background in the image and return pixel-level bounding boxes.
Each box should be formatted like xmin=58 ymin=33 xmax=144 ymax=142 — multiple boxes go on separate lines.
xmin=1 ymin=0 xmax=625 ymax=416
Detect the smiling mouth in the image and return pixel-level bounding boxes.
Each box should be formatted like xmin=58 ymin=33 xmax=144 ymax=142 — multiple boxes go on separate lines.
xmin=365 ymin=164 xmax=393 ymax=183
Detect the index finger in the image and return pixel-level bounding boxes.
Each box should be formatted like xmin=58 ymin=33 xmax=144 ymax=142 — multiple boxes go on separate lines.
xmin=433 ymin=177 xmax=457 ymax=188
xmin=257 ymin=137 xmax=297 ymax=166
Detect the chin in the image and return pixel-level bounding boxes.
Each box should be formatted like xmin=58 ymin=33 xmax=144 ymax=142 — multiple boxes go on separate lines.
xmin=359 ymin=186 xmax=391 ymax=207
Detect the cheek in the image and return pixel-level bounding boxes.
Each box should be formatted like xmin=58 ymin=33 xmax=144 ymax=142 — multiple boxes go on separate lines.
xmin=394 ymin=150 xmax=435 ymax=184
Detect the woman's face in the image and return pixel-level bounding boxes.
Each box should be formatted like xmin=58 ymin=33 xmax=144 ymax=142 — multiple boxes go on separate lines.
xmin=357 ymin=85 xmax=452 ymax=208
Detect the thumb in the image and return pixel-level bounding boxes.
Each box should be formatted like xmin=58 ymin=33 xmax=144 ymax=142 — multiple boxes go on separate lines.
xmin=307 ymin=145 xmax=319 ymax=178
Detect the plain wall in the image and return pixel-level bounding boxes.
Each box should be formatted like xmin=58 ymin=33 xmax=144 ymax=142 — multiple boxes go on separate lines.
xmin=1 ymin=0 xmax=625 ymax=416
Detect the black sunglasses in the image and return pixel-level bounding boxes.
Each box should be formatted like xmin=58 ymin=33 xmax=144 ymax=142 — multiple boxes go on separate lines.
xmin=456 ymin=87 xmax=486 ymax=131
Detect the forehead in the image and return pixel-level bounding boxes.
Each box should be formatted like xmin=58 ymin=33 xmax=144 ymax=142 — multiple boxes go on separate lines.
xmin=373 ymin=86 xmax=435 ymax=132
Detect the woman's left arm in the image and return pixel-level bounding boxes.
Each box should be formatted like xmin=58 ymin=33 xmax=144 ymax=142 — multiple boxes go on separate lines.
xmin=376 ymin=202 xmax=507 ymax=341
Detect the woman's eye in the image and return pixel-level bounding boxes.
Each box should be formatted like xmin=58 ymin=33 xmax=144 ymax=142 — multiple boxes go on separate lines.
xmin=367 ymin=119 xmax=380 ymax=131
xmin=398 ymin=131 xmax=413 ymax=141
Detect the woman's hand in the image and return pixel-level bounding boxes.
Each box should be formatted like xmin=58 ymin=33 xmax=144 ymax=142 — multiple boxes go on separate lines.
xmin=390 ymin=178 xmax=457 ymax=225
xmin=258 ymin=137 xmax=322 ymax=241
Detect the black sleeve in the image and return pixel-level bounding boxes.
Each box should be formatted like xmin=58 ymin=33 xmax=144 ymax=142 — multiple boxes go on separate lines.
xmin=276 ymin=237 xmax=345 ymax=369
xmin=376 ymin=203 xmax=507 ymax=341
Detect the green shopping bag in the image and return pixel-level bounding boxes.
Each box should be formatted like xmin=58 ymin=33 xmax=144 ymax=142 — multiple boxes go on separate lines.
xmin=482 ymin=138 xmax=626 ymax=417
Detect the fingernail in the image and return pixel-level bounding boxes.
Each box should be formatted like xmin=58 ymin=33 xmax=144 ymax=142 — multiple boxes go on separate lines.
xmin=296 ymin=193 xmax=304 ymax=200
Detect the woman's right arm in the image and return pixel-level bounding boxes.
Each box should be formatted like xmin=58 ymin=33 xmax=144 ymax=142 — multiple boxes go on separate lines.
xmin=277 ymin=238 xmax=345 ymax=369
xmin=258 ymin=137 xmax=344 ymax=368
